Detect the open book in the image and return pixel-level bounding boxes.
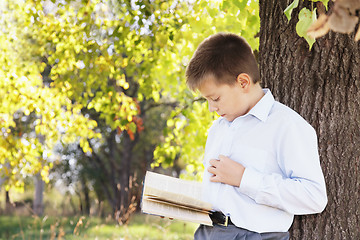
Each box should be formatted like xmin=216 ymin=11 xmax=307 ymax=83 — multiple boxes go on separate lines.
xmin=141 ymin=171 xmax=213 ymax=226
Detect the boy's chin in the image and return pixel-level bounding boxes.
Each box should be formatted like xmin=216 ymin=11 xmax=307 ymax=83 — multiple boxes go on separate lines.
xmin=223 ymin=115 xmax=235 ymax=122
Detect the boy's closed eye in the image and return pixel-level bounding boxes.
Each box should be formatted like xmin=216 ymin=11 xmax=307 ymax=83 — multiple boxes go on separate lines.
xmin=212 ymin=97 xmax=220 ymax=102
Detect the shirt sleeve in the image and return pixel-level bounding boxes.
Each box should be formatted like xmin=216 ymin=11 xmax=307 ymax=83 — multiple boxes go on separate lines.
xmin=238 ymin=120 xmax=328 ymax=215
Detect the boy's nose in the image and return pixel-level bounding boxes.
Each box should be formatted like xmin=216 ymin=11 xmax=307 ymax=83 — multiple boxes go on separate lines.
xmin=208 ymin=102 xmax=218 ymax=112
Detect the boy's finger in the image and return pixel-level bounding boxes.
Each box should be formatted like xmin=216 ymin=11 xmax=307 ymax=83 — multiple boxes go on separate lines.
xmin=208 ymin=165 xmax=217 ymax=175
xmin=218 ymin=155 xmax=230 ymax=162
xmin=210 ymin=174 xmax=221 ymax=182
xmin=209 ymin=158 xmax=220 ymax=166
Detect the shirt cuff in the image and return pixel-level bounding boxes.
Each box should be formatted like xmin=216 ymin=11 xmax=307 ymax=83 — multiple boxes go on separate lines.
xmin=238 ymin=167 xmax=264 ymax=200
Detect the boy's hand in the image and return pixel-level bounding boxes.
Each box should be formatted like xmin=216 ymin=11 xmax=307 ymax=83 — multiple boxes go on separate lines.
xmin=208 ymin=155 xmax=245 ymax=187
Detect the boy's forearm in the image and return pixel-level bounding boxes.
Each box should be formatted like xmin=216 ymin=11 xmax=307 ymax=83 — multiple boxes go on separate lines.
xmin=239 ymin=167 xmax=327 ymax=214
xmin=206 ymin=154 xmax=327 ymax=215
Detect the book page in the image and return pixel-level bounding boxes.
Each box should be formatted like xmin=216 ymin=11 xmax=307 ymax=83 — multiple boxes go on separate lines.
xmin=143 ymin=171 xmax=212 ymax=211
xmin=145 ymin=197 xmax=210 ymax=214
xmin=142 ymin=197 xmax=213 ymax=226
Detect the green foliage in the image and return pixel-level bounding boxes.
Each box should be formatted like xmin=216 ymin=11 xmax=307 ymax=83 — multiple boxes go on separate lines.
xmin=0 ymin=0 xmax=260 ymax=191
xmin=153 ymin=0 xmax=260 ymax=179
xmin=284 ymin=0 xmax=299 ymax=22
xmin=0 ymin=0 xmax=101 ymax=189
xmin=296 ymin=8 xmax=317 ymax=49
xmin=284 ymin=0 xmax=329 ymax=48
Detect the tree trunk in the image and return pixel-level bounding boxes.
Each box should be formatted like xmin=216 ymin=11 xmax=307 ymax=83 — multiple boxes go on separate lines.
xmin=5 ymin=190 xmax=12 ymax=215
xmin=108 ymin=130 xmax=121 ymax=217
xmin=117 ymin=131 xmax=135 ymax=222
xmin=33 ymin=174 xmax=44 ymax=216
xmin=259 ymin=1 xmax=360 ymax=239
xmin=77 ymin=191 xmax=83 ymax=214
xmin=87 ymin=130 xmax=137 ymax=222
xmin=82 ymin=178 xmax=91 ymax=215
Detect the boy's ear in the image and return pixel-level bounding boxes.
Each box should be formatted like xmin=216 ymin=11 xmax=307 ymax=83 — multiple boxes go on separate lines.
xmin=236 ymin=73 xmax=251 ymax=89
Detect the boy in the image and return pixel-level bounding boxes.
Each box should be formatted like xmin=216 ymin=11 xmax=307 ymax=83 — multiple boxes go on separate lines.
xmin=186 ymin=33 xmax=327 ymax=239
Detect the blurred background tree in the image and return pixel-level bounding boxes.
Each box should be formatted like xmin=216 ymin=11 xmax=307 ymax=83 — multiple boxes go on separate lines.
xmin=0 ymin=0 xmax=259 ymax=223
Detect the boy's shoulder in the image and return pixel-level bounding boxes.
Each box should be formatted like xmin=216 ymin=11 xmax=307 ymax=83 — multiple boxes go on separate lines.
xmin=272 ymin=101 xmax=304 ymax=120
xmin=270 ymin=100 xmax=315 ymax=132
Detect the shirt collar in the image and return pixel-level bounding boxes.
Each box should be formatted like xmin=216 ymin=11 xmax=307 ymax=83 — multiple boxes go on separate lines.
xmin=219 ymin=89 xmax=275 ymax=125
xmin=246 ymin=88 xmax=275 ymax=122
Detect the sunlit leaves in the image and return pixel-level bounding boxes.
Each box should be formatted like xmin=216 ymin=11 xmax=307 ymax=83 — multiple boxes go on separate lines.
xmin=0 ymin=1 xmax=101 ymax=189
xmin=151 ymin=0 xmax=260 ymax=179
xmin=296 ymin=8 xmax=317 ymax=49
xmin=284 ymin=0 xmax=318 ymax=48
xmin=284 ymin=0 xmax=299 ymax=22
xmin=1 ymin=0 xmax=261 ymax=187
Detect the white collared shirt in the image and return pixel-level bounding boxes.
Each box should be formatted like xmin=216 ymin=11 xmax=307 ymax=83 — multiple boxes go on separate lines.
xmin=202 ymin=89 xmax=327 ymax=233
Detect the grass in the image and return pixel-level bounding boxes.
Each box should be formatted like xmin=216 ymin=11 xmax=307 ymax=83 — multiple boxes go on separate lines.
xmin=0 ymin=213 xmax=198 ymax=240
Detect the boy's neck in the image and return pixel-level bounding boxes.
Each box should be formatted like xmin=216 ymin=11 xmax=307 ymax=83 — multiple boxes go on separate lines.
xmin=247 ymin=83 xmax=265 ymax=111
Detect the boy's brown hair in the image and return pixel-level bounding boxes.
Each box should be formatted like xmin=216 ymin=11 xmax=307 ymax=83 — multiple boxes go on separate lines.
xmin=186 ymin=32 xmax=260 ymax=91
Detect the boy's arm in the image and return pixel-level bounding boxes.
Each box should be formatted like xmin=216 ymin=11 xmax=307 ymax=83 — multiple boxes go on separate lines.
xmin=239 ymin=122 xmax=327 ymax=215
xmin=209 ymin=123 xmax=328 ymax=215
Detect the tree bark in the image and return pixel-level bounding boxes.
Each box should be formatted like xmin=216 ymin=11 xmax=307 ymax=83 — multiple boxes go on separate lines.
xmin=5 ymin=190 xmax=12 ymax=215
xmin=259 ymin=1 xmax=360 ymax=239
xmin=33 ymin=174 xmax=44 ymax=216
xmin=86 ymin=130 xmax=138 ymax=222
xmin=118 ymin=131 xmax=136 ymax=222
xmin=80 ymin=175 xmax=90 ymax=215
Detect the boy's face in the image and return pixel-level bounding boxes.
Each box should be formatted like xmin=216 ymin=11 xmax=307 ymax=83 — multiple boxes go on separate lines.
xmin=198 ymin=75 xmax=252 ymax=122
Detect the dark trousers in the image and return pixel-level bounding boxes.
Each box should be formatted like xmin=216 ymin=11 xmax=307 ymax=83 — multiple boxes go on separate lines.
xmin=194 ymin=224 xmax=290 ymax=240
